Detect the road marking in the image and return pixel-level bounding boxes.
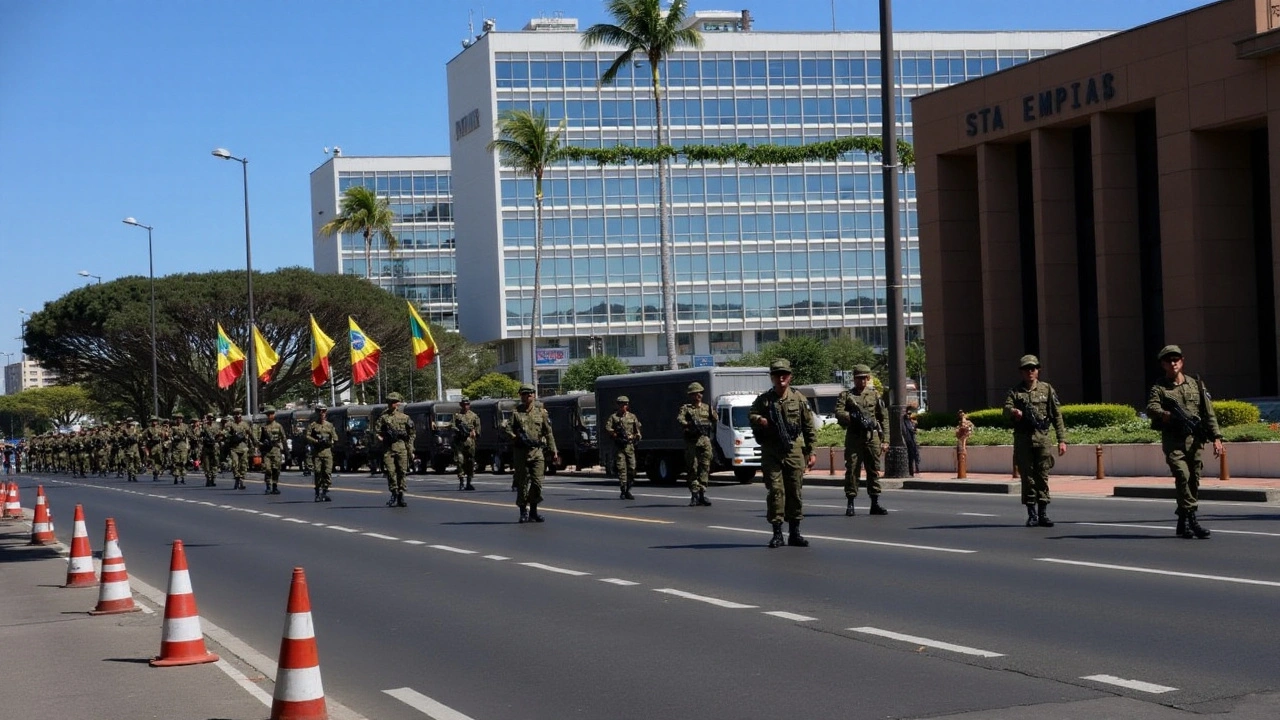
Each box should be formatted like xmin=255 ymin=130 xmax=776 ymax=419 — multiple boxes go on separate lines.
xmin=600 ymin=578 xmax=638 ymax=586
xmin=215 ymin=659 xmax=273 ymax=707
xmin=848 ymin=627 xmax=1004 ymax=658
xmin=654 ymin=588 xmax=757 ymax=609
xmin=404 ymin=540 xmax=427 ymax=545
xmin=430 ymin=545 xmax=476 ymax=554
xmin=241 ymin=509 xmax=261 ymax=514
xmin=364 ymin=533 xmax=399 ymax=541
xmin=328 ymin=525 xmax=359 ymax=533
xmin=312 ymin=523 xmax=327 ymax=527
xmin=1038 ymin=558 xmax=1280 ymax=588
xmin=483 ymin=554 xmax=509 ymax=561
xmin=419 ymin=494 xmax=674 ymax=524
xmin=764 ymin=611 xmax=816 ymax=622
xmin=384 ymin=687 xmax=476 ymax=719
xmin=1081 ymin=674 xmax=1177 ymax=694
xmin=960 ymin=512 xmax=998 ymax=517
xmin=708 ymin=525 xmax=976 ymax=554
xmin=260 ymin=513 xmax=281 ymax=518
xmin=1074 ymin=522 xmax=1280 ymax=538
xmin=520 ymin=562 xmax=590 ymax=576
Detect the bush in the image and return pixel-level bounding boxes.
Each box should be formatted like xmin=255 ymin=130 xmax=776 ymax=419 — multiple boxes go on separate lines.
xmin=967 ymin=408 xmax=1007 ymax=428
xmin=1060 ymin=404 xmax=1137 ymax=429
xmin=915 ymin=411 xmax=956 ymax=431
xmin=1220 ymin=422 xmax=1280 ymax=442
xmin=1213 ymin=400 xmax=1260 ymax=428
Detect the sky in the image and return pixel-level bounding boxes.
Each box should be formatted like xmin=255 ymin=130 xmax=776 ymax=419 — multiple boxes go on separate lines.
xmin=0 ymin=0 xmax=1210 ymax=367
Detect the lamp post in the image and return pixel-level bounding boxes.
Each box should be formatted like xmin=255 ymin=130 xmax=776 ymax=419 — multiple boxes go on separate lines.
xmin=1 ymin=351 xmax=14 ymax=436
xmin=879 ymin=0 xmax=909 ymax=478
xmin=77 ymin=270 xmax=102 ymax=285
xmin=122 ymin=218 xmax=160 ymax=418
xmin=211 ymin=148 xmax=257 ymax=416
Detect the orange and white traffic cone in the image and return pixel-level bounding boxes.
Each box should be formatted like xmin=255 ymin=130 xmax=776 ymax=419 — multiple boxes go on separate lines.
xmin=28 ymin=485 xmax=55 ymax=545
xmin=3 ymin=482 xmax=22 ymax=519
xmin=63 ymin=504 xmax=97 ymax=588
xmin=270 ymin=567 xmax=327 ymax=720
xmin=90 ymin=518 xmax=140 ymax=615
xmin=150 ymin=540 xmax=219 ymax=666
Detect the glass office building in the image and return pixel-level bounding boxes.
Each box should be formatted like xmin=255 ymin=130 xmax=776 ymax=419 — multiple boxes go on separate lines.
xmin=444 ymin=12 xmax=1108 ymax=385
xmin=309 ymin=155 xmax=458 ymax=329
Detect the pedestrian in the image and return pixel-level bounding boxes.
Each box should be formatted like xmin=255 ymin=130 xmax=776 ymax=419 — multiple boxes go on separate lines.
xmin=749 ymin=359 xmax=818 ymax=548
xmin=454 ymin=398 xmax=480 ymax=491
xmin=259 ymin=406 xmax=287 ymax=495
xmin=903 ymin=408 xmax=920 ymax=477
xmin=306 ymin=404 xmax=338 ymax=502
xmin=169 ymin=413 xmax=193 ymax=484
xmin=223 ymin=410 xmax=254 ymax=490
xmin=505 ymin=384 xmax=558 ymax=523
xmin=373 ymin=392 xmax=415 ymax=507
xmin=835 ymin=364 xmax=889 ymax=516
xmin=1004 ymin=354 xmax=1068 ymax=527
xmin=604 ymin=395 xmax=642 ymax=500
xmin=677 ymin=381 xmax=716 ymax=507
xmin=1147 ymin=345 xmax=1223 ymax=539
xmin=955 ymin=410 xmax=974 ymax=453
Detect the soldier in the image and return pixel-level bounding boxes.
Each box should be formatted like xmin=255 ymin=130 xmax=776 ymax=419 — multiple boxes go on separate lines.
xmin=143 ymin=416 xmax=166 ymax=481
xmin=122 ymin=419 xmax=142 ymax=482
xmin=373 ymin=392 xmax=415 ymax=507
xmin=1147 ymin=345 xmax=1223 ymax=540
xmin=259 ymin=406 xmax=287 ymax=495
xmin=454 ymin=398 xmax=480 ymax=491
xmin=604 ymin=396 xmax=642 ymax=500
xmin=836 ymin=364 xmax=889 ymax=517
xmin=749 ymin=359 xmax=817 ymax=548
xmin=505 ymin=384 xmax=557 ymax=523
xmin=169 ymin=413 xmax=193 ymax=484
xmin=198 ymin=413 xmax=222 ymax=486
xmin=677 ymin=382 xmax=716 ymax=507
xmin=1004 ymin=354 xmax=1068 ymax=527
xmin=224 ymin=410 xmax=254 ymax=490
xmin=306 ymin=405 xmax=339 ymax=502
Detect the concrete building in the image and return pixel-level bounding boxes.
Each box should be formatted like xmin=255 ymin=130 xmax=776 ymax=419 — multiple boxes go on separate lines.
xmin=446 ymin=9 xmax=1106 ymax=386
xmin=310 ymin=155 xmax=458 ymax=329
xmin=4 ymin=360 xmax=58 ymax=395
xmin=914 ymin=0 xmax=1280 ymax=411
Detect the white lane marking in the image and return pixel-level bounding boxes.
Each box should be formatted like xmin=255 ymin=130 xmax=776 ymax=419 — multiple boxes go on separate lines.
xmin=430 ymin=545 xmax=477 ymax=554
xmin=520 ymin=562 xmax=590 ymax=576
xmin=219 ymin=504 xmax=233 ymax=509
xmin=328 ymin=525 xmax=359 ymax=533
xmin=364 ymin=533 xmax=399 ymax=541
xmin=384 ymin=687 xmax=477 ymax=719
xmin=600 ymin=578 xmax=638 ymax=586
xmin=283 ymin=518 xmax=308 ymax=524
xmin=483 ymin=554 xmax=509 ymax=561
xmin=848 ymin=627 xmax=1004 ymax=658
xmin=708 ymin=525 xmax=976 ymax=554
xmin=404 ymin=540 xmax=427 ymax=545
xmin=1038 ymin=558 xmax=1280 ymax=588
xmin=764 ymin=611 xmax=816 ymax=622
xmin=654 ymin=588 xmax=757 ymax=609
xmin=260 ymin=512 xmax=281 ymax=518
xmin=215 ymin=659 xmax=273 ymax=707
xmin=1081 ymin=674 xmax=1177 ymax=694
xmin=241 ymin=509 xmax=261 ymax=514
xmin=1074 ymin=522 xmax=1280 ymax=538
xmin=961 ymin=512 xmax=998 ymax=517
xmin=312 ymin=523 xmax=327 ymax=527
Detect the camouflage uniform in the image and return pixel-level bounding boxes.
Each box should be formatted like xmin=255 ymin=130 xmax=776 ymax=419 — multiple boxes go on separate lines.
xmin=505 ymin=385 xmax=557 ymax=522
xmin=1004 ymin=355 xmax=1068 ymax=526
xmin=750 ymin=360 xmax=818 ymax=548
xmin=259 ymin=408 xmax=287 ymax=494
xmin=677 ymin=382 xmax=717 ymax=506
xmin=224 ymin=413 xmax=254 ymax=490
xmin=306 ymin=406 xmax=338 ymax=501
xmin=122 ymin=421 xmax=143 ymax=481
xmin=198 ymin=414 xmax=222 ymax=486
xmin=453 ymin=402 xmax=480 ymax=490
xmin=836 ymin=365 xmax=888 ymax=516
xmin=604 ymin=397 xmax=642 ymax=500
xmin=373 ymin=393 xmax=415 ymax=507
xmin=169 ymin=415 xmax=193 ymax=484
xmin=1147 ymin=345 xmax=1222 ymax=539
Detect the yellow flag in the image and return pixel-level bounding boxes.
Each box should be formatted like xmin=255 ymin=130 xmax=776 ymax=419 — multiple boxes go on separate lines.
xmin=252 ymin=325 xmax=280 ymax=383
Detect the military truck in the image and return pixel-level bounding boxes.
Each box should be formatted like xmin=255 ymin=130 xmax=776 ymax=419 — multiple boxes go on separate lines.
xmin=404 ymin=401 xmax=462 ymax=474
xmin=470 ymin=398 xmax=517 ymax=473
xmin=541 ymin=392 xmax=598 ymax=472
xmin=794 ymin=383 xmax=846 ymax=427
xmin=595 ymin=367 xmax=768 ymax=484
xmin=328 ymin=404 xmax=377 ymax=472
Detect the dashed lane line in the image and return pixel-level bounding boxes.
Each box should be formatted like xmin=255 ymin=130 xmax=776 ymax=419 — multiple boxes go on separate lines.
xmin=960 ymin=512 xmax=998 ymax=517
xmin=404 ymin=540 xmax=427 ymax=545
xmin=848 ymin=627 xmax=1004 ymax=658
xmin=764 ymin=611 xmax=816 ymax=622
xmin=483 ymin=554 xmax=509 ymax=561
xmin=600 ymin=578 xmax=638 ymax=586
xmin=1038 ymin=558 xmax=1280 ymax=588
xmin=430 ymin=544 xmax=477 ymax=554
xmin=520 ymin=562 xmax=590 ymax=576
xmin=1073 ymin=522 xmax=1280 ymax=538
xmin=384 ymin=687 xmax=477 ymax=719
xmin=364 ymin=533 xmax=399 ymax=541
xmin=328 ymin=525 xmax=360 ymax=533
xmin=1081 ymin=674 xmax=1177 ymax=694
xmin=654 ymin=588 xmax=756 ymax=609
xmin=707 ymin=525 xmax=977 ymax=554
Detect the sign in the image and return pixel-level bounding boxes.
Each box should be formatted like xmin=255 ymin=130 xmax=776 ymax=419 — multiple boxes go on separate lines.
xmin=964 ymin=72 xmax=1116 ymax=138
xmin=692 ymin=354 xmax=715 ymax=368
xmin=454 ymin=109 xmax=481 ymax=141
xmin=534 ymin=348 xmax=569 ymax=367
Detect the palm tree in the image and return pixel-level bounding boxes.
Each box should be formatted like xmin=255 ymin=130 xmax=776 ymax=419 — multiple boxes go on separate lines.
xmin=319 ymin=185 xmax=397 ymax=281
xmin=487 ymin=109 xmax=566 ymax=385
xmin=583 ymin=0 xmax=702 ymax=371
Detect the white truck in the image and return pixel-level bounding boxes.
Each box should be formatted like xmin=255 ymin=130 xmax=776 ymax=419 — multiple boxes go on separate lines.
xmin=595 ymin=367 xmax=769 ymax=484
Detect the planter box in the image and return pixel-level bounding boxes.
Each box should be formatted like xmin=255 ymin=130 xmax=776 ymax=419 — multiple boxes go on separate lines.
xmin=917 ymin=442 xmax=1280 ymax=478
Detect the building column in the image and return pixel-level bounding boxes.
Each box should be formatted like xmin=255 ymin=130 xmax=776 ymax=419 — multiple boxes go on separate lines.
xmin=1030 ymin=129 xmax=1083 ymax=401
xmin=976 ymin=143 xmax=1024 ymax=407
xmin=1091 ymin=113 xmax=1146 ymax=405
xmin=1269 ymin=110 xmax=1280 ymax=393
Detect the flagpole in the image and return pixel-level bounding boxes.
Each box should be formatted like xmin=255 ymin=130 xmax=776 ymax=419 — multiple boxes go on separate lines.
xmin=435 ymin=354 xmax=443 ymax=401
xmin=329 ymin=374 xmax=336 ymax=406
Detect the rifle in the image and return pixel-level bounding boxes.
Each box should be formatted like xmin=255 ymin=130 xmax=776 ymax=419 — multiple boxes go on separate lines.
xmin=1163 ymin=376 xmax=1210 ymax=442
xmin=768 ymin=397 xmax=797 ymax=448
xmin=1014 ymin=396 xmax=1050 ymax=433
xmin=515 ymin=421 xmax=545 ymax=450
xmin=455 ymin=420 xmax=475 ymax=441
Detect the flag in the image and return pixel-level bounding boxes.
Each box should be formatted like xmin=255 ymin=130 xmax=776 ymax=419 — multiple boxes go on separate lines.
xmin=252 ymin=325 xmax=280 ymax=383
xmin=216 ymin=323 xmax=246 ymax=389
xmin=407 ymin=301 xmax=438 ymax=369
xmin=348 ymin=316 xmax=381 ymax=384
xmin=309 ymin=314 xmax=336 ymax=387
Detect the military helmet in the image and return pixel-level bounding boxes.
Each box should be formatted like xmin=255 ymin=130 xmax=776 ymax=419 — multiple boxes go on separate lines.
xmin=616 ymin=395 xmax=630 ymax=404
xmin=386 ymin=392 xmax=404 ymax=403
xmin=1158 ymin=344 xmax=1183 ymax=360
xmin=770 ymin=359 xmax=793 ymax=375
xmin=460 ymin=398 xmax=471 ymax=405
xmin=263 ymin=405 xmax=277 ymax=414
xmin=518 ymin=384 xmax=535 ymax=395
xmin=149 ymin=416 xmax=159 ymax=422
xmin=204 ymin=412 xmax=214 ymax=420
xmin=314 ymin=403 xmax=327 ymax=411
xmin=172 ymin=412 xmax=184 ymax=419
xmin=852 ymin=364 xmax=872 ymax=377
xmin=232 ymin=409 xmax=242 ymax=416
xmin=1019 ymin=354 xmax=1041 ymax=369
xmin=686 ymin=382 xmax=704 ymax=394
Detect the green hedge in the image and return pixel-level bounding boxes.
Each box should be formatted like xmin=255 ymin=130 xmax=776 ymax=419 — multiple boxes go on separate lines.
xmin=1060 ymin=404 xmax=1138 ymax=428
xmin=1213 ymin=400 xmax=1260 ymax=427
xmin=915 ymin=411 xmax=957 ymax=431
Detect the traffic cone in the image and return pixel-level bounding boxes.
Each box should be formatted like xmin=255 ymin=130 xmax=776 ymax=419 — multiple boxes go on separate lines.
xmin=63 ymin=504 xmax=97 ymax=588
xmin=270 ymin=567 xmax=327 ymax=720
xmin=150 ymin=540 xmax=219 ymax=666
xmin=89 ymin=518 xmax=140 ymax=615
xmin=3 ymin=482 xmax=22 ymax=519
xmin=28 ymin=485 xmax=55 ymax=545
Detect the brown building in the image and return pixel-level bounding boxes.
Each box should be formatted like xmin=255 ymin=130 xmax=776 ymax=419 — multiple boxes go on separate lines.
xmin=913 ymin=0 xmax=1280 ymax=411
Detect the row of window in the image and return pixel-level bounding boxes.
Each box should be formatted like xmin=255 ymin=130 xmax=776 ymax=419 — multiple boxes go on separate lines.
xmin=339 ymin=229 xmax=455 ymax=251
xmin=341 ymin=260 xmax=458 ymax=282
xmin=388 ymin=202 xmax=453 ymax=224
xmin=497 ymin=93 xmax=916 ymax=128
xmin=500 ymin=172 xmax=918 ymax=207
xmin=501 ymin=210 xmax=918 ymax=246
xmin=338 ymin=173 xmax=451 ymax=197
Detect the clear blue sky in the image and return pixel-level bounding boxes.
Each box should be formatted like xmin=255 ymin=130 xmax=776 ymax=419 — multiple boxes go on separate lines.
xmin=0 ymin=0 xmax=1207 ymax=362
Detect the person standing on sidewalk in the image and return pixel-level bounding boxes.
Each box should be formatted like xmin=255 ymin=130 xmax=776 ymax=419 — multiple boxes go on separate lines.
xmin=750 ymin=359 xmax=818 ymax=548
xmin=678 ymin=382 xmax=717 ymax=507
xmin=836 ymin=364 xmax=888 ymax=517
xmin=605 ymin=396 xmax=643 ymax=500
xmin=1004 ymin=354 xmax=1067 ymax=527
xmin=1147 ymin=345 xmax=1223 ymax=539
xmin=454 ymin=398 xmax=480 ymax=491
xmin=903 ymin=409 xmax=920 ymax=476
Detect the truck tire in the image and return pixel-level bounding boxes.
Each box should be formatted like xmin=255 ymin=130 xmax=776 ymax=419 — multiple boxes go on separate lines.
xmin=646 ymin=453 xmax=683 ymax=485
xmin=733 ymin=467 xmax=756 ymax=483
xmin=431 ymin=456 xmax=450 ymax=474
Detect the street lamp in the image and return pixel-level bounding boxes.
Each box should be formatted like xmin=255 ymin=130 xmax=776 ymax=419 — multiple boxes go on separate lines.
xmin=17 ymin=309 xmax=28 ymax=360
xmin=1 ymin=351 xmax=14 ymax=434
xmin=122 ymin=217 xmax=160 ymax=418
xmin=211 ymin=147 xmax=257 ymax=416
xmin=879 ymin=0 xmax=909 ymax=478
xmin=77 ymin=270 xmax=102 ymax=285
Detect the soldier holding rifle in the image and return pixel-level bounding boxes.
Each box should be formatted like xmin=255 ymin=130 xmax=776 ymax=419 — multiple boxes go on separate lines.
xmin=1147 ymin=345 xmax=1223 ymax=539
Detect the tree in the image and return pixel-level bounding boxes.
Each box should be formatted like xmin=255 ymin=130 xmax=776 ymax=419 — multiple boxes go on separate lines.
xmin=906 ymin=340 xmax=926 ymax=383
xmin=561 ymin=355 xmax=630 ymax=392
xmin=487 ymin=109 xmax=566 ymax=385
xmin=318 ymin=185 xmax=397 ymax=281
xmin=583 ymin=0 xmax=703 ymax=371
xmin=19 ymin=386 xmax=95 ymax=428
xmin=464 ymin=373 xmax=522 ymax=400
xmin=731 ymin=336 xmax=831 ymax=385
xmin=829 ymin=336 xmax=877 ymax=377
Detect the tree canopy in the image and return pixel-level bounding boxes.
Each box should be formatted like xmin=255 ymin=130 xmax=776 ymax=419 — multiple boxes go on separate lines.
xmin=464 ymin=372 xmax=522 ymax=400
xmin=729 ymin=335 xmax=880 ymax=386
xmin=560 ymin=355 xmax=630 ymax=392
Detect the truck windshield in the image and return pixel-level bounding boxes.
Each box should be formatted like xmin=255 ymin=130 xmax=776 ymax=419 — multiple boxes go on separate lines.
xmin=434 ymin=413 xmax=453 ymax=429
xmin=347 ymin=418 xmax=368 ymax=432
xmin=814 ymin=397 xmax=840 ymax=415
xmin=729 ymin=407 xmax=752 ymax=430
xmin=581 ymin=409 xmax=597 ymax=427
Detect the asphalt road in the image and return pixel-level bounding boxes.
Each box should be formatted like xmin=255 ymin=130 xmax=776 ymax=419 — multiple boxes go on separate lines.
xmin=30 ymin=470 xmax=1280 ymax=720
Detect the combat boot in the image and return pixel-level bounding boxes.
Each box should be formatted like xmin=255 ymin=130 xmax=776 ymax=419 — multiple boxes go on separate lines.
xmin=272 ymin=483 xmax=281 ymax=495
xmin=1187 ymin=511 xmax=1210 ymax=539
xmin=1025 ymin=504 xmax=1039 ymax=527
xmin=322 ymin=490 xmax=331 ymax=502
xmin=519 ymin=506 xmax=529 ymax=523
xmin=396 ymin=492 xmax=408 ymax=508
xmin=768 ymin=522 xmax=785 ymax=549
xmin=314 ymin=490 xmax=322 ymax=502
xmin=622 ymin=485 xmax=634 ymax=500
xmin=459 ymin=478 xmax=465 ymax=491
xmin=1175 ymin=511 xmax=1191 ymax=538
xmin=689 ymin=492 xmax=699 ymax=506
xmin=264 ymin=484 xmax=272 ymax=495
xmin=386 ymin=492 xmax=398 ymax=507
xmin=529 ymin=503 xmax=544 ymax=522
xmin=697 ymin=491 xmax=712 ymax=506
xmin=787 ymin=520 xmax=809 ymax=547
xmin=845 ymin=498 xmax=856 ymax=516
xmin=1036 ymin=502 xmax=1054 ymax=527
xmin=465 ymin=477 xmax=475 ymax=491
xmin=869 ymin=497 xmax=888 ymax=515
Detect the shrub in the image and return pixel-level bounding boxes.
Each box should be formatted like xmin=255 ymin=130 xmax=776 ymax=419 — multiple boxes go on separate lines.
xmin=1220 ymin=423 xmax=1280 ymax=442
xmin=967 ymin=408 xmax=1007 ymax=428
xmin=915 ymin=410 xmax=956 ymax=431
xmin=1213 ymin=400 xmax=1260 ymax=428
xmin=1060 ymin=404 xmax=1138 ymax=429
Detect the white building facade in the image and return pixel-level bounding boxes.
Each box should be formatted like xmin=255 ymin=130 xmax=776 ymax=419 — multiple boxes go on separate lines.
xmin=4 ymin=360 xmax=58 ymax=395
xmin=446 ymin=12 xmax=1108 ymax=386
